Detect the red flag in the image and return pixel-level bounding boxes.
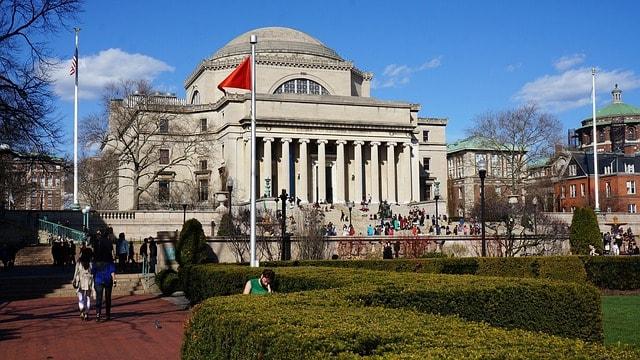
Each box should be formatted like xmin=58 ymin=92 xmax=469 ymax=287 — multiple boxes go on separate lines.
xmin=217 ymin=56 xmax=251 ymax=93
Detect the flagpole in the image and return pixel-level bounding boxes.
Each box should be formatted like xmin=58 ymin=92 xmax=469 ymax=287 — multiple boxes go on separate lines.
xmin=592 ymin=67 xmax=600 ymax=213
xmin=250 ymin=34 xmax=258 ymax=267
xmin=73 ymin=27 xmax=80 ymax=209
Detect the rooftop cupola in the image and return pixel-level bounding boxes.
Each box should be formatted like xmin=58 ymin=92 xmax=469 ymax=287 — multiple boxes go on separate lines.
xmin=612 ymin=84 xmax=622 ymax=104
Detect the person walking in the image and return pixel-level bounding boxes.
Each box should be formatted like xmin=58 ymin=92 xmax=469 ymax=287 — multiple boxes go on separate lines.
xmin=127 ymin=239 xmax=135 ymax=264
xmin=72 ymin=254 xmax=94 ymax=321
xmin=116 ymin=233 xmax=128 ymax=273
xmin=139 ymin=238 xmax=148 ymax=274
xmin=149 ymin=238 xmax=157 ymax=274
xmin=92 ymin=258 xmax=116 ymax=322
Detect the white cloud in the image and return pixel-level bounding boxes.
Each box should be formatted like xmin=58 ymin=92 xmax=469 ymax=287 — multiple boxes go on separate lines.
xmin=372 ymin=56 xmax=442 ymax=89
xmin=506 ymin=62 xmax=522 ymax=72
xmin=514 ymin=67 xmax=640 ymax=112
xmin=553 ymin=53 xmax=586 ymax=71
xmin=50 ymin=48 xmax=174 ymax=100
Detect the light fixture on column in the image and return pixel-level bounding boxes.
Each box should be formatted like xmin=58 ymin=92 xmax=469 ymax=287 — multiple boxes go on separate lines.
xmin=478 ymin=157 xmax=487 ymax=257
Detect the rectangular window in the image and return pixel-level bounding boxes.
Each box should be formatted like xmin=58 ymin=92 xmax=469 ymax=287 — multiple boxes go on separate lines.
xmin=629 ymin=204 xmax=637 ymax=214
xmin=627 ymin=181 xmax=636 ymax=194
xmin=569 ymin=184 xmax=576 ymax=198
xmin=425 ymin=184 xmax=432 ymax=200
xmin=159 ymin=149 xmax=170 ymax=165
xmin=422 ymin=130 xmax=429 ymax=142
xmin=458 ymin=188 xmax=463 ymax=200
xmin=158 ymin=181 xmax=170 ymax=202
xmin=475 ymin=154 xmax=486 ymax=175
xmin=200 ymin=118 xmax=208 ymax=132
xmin=159 ymin=119 xmax=169 ymax=133
xmin=198 ymin=179 xmax=209 ymax=202
xmin=200 ymin=160 xmax=208 ymax=171
xmin=495 ymin=187 xmax=502 ymax=195
xmin=423 ymin=157 xmax=431 ymax=171
xmin=561 ymin=186 xmax=565 ymax=198
xmin=491 ymin=154 xmax=502 ymax=177
xmin=605 ymin=182 xmax=611 ymax=197
xmin=625 ymin=163 xmax=635 ymax=173
xmin=568 ymin=164 xmax=577 ymax=176
xmin=580 ymin=183 xmax=585 ymax=197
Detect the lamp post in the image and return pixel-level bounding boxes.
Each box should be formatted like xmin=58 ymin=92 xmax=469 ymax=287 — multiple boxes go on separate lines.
xmin=82 ymin=205 xmax=91 ymax=232
xmin=434 ymin=181 xmax=440 ymax=235
xmin=182 ymin=203 xmax=187 ymax=225
xmin=532 ymin=196 xmax=538 ymax=236
xmin=478 ymin=157 xmax=487 ymax=257
xmin=227 ymin=177 xmax=235 ymax=235
xmin=278 ymin=189 xmax=290 ymax=260
xmin=347 ymin=201 xmax=354 ymax=227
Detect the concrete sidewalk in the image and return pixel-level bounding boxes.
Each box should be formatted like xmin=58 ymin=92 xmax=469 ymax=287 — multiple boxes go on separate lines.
xmin=0 ymin=295 xmax=189 ymax=360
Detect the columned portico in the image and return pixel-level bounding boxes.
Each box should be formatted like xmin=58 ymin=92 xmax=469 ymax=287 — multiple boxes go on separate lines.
xmin=335 ymin=140 xmax=347 ymax=203
xmin=370 ymin=142 xmax=380 ymax=203
xmin=298 ymin=139 xmax=310 ymax=203
xmin=353 ymin=141 xmax=364 ymax=203
xmin=280 ymin=138 xmax=291 ymax=195
xmin=317 ymin=139 xmax=327 ymax=203
xmin=411 ymin=144 xmax=420 ymax=202
xmin=386 ymin=142 xmax=397 ymax=203
xmin=262 ymin=137 xmax=274 ymax=197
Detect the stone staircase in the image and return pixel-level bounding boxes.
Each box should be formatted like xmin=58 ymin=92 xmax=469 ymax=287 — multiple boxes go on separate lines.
xmin=14 ymin=245 xmax=54 ymax=266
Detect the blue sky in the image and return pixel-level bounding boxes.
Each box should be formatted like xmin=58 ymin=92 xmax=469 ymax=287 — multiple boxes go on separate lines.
xmin=48 ymin=0 xmax=640 ymax=156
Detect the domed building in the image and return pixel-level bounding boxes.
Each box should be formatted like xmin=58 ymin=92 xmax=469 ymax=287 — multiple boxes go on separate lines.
xmin=556 ymin=85 xmax=640 ymax=213
xmin=111 ymin=27 xmax=447 ymax=211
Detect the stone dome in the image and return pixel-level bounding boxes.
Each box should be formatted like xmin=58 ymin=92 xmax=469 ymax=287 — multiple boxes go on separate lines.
xmin=211 ymin=27 xmax=343 ymax=61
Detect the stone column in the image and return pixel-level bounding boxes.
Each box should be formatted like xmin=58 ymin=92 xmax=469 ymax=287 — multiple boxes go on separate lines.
xmin=411 ymin=144 xmax=420 ymax=202
xmin=354 ymin=140 xmax=364 ymax=203
xmin=370 ymin=142 xmax=380 ymax=203
xmin=244 ymin=138 xmax=251 ymax=201
xmin=262 ymin=137 xmax=273 ymax=197
xmin=386 ymin=142 xmax=397 ymax=203
xmin=336 ymin=140 xmax=347 ymax=203
xmin=281 ymin=138 xmax=291 ymax=195
xmin=317 ymin=139 xmax=327 ymax=203
xmin=399 ymin=143 xmax=412 ymax=203
xmin=299 ymin=139 xmax=310 ymax=203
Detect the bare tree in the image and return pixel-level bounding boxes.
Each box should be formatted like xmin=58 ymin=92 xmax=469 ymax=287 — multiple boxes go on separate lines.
xmin=78 ymin=152 xmax=118 ymax=210
xmin=295 ymin=206 xmax=327 ymax=260
xmin=468 ymin=104 xmax=562 ymax=196
xmin=0 ymin=0 xmax=82 ymax=153
xmin=83 ymin=80 xmax=208 ymax=209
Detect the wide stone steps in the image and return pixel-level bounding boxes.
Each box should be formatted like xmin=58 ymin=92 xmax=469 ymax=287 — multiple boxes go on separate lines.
xmin=14 ymin=245 xmax=55 ymax=266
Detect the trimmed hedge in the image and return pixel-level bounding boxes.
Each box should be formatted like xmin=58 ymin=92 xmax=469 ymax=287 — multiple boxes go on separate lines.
xmin=182 ymin=290 xmax=639 ymax=359
xmin=181 ymin=265 xmax=604 ymax=342
xmin=262 ymin=256 xmax=589 ymax=284
xmin=156 ymin=269 xmax=180 ymax=296
xmin=581 ymin=256 xmax=640 ymax=290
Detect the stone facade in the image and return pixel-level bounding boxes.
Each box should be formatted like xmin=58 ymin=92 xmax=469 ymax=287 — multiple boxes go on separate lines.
xmin=110 ymin=27 xmax=447 ymax=211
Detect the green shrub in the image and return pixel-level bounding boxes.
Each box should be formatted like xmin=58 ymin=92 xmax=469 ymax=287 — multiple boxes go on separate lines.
xmin=182 ymin=290 xmax=639 ymax=360
xmin=216 ymin=213 xmax=234 ymax=236
xmin=581 ymin=256 xmax=640 ymax=290
xmin=570 ymin=207 xmax=602 ymax=255
xmin=156 ymin=269 xmax=180 ymax=295
xmin=176 ymin=219 xmax=208 ymax=267
xmin=181 ymin=265 xmax=603 ymax=342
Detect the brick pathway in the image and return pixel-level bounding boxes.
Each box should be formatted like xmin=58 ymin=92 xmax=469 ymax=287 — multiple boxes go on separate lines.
xmin=0 ymin=295 xmax=189 ymax=360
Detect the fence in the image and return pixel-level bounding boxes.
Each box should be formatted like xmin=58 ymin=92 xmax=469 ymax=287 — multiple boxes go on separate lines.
xmin=38 ymin=218 xmax=86 ymax=244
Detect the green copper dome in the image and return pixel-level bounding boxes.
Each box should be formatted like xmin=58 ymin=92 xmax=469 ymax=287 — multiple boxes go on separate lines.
xmin=582 ymin=85 xmax=640 ymax=122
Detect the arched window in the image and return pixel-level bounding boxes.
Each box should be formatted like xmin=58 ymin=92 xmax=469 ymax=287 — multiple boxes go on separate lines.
xmin=627 ymin=126 xmax=637 ymax=140
xmin=274 ymin=78 xmax=329 ymax=95
xmin=191 ymin=90 xmax=200 ymax=105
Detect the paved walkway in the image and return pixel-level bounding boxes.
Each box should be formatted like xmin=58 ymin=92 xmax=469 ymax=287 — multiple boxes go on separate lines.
xmin=0 ymin=295 xmax=189 ymax=360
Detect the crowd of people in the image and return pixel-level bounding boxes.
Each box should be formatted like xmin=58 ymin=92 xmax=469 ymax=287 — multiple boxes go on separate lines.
xmin=602 ymin=227 xmax=639 ymax=255
xmin=66 ymin=228 xmax=159 ymax=323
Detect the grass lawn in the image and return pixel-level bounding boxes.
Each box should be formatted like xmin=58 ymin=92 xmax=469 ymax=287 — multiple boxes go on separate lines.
xmin=603 ymin=295 xmax=640 ymax=347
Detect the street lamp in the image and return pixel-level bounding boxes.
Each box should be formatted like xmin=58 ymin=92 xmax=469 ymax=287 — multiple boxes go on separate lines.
xmin=81 ymin=205 xmax=91 ymax=232
xmin=278 ymin=189 xmax=290 ymax=260
xmin=478 ymin=157 xmax=487 ymax=257
xmin=532 ymin=196 xmax=538 ymax=236
xmin=434 ymin=181 xmax=440 ymax=235
xmin=182 ymin=203 xmax=187 ymax=225
xmin=347 ymin=201 xmax=354 ymax=227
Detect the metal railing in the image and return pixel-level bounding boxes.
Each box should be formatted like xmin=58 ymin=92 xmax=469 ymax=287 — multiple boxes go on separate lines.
xmin=38 ymin=218 xmax=86 ymax=243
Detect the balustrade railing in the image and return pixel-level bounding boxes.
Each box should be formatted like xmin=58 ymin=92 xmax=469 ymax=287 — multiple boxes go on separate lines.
xmin=38 ymin=219 xmax=86 ymax=243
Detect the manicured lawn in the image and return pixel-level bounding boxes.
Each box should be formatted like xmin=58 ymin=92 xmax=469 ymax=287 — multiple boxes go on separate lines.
xmin=603 ymin=295 xmax=640 ymax=347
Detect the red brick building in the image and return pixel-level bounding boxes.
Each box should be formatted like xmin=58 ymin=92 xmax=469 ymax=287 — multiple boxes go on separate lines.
xmin=557 ymin=85 xmax=640 ymax=213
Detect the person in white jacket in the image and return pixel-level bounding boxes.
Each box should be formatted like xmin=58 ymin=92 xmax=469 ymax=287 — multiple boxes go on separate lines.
xmin=72 ymin=253 xmax=94 ymax=321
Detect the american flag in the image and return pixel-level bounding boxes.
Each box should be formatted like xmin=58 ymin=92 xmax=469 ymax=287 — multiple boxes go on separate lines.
xmin=70 ymin=48 xmax=78 ymax=76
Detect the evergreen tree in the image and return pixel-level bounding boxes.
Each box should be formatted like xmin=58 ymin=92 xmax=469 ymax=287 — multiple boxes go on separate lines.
xmin=569 ymin=207 xmax=602 ymax=255
xmin=176 ymin=219 xmax=208 ymax=267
